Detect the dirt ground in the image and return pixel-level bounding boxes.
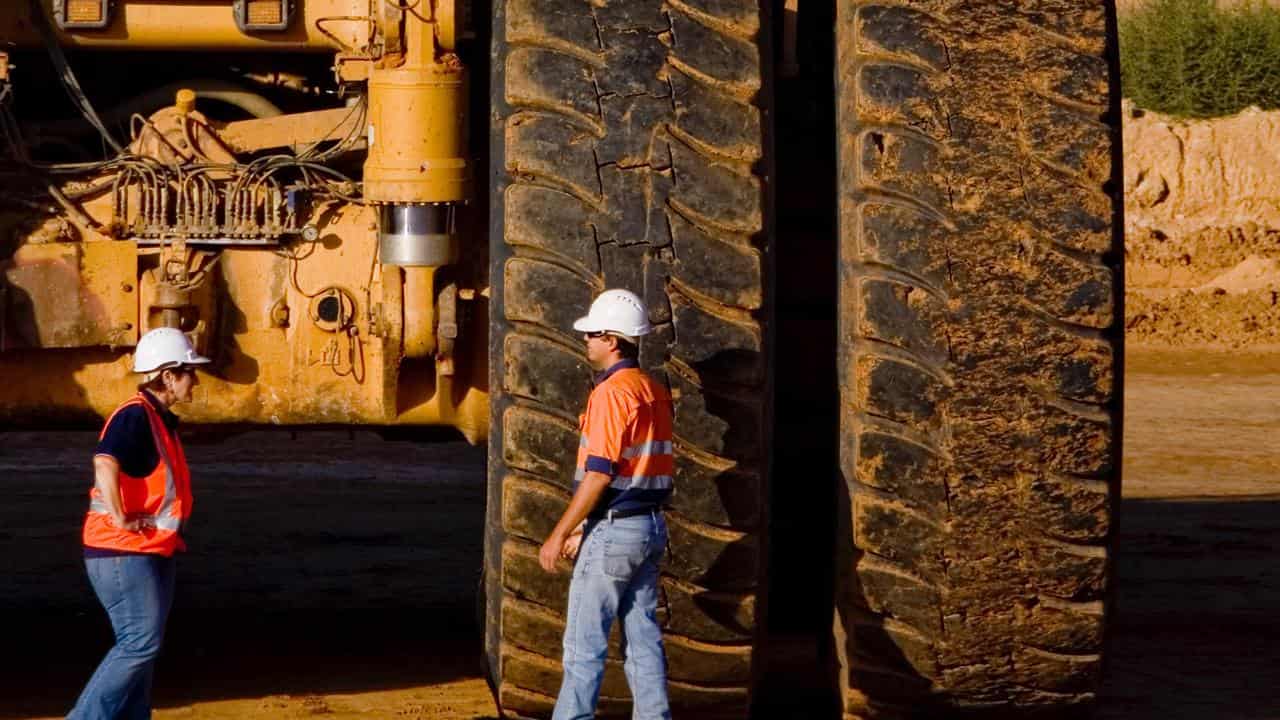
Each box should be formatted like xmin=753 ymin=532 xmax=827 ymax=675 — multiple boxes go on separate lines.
xmin=0 ymin=348 xmax=1277 ymax=719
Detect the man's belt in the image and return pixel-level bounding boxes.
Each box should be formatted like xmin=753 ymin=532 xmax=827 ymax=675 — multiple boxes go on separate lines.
xmin=593 ymin=506 xmax=665 ymax=521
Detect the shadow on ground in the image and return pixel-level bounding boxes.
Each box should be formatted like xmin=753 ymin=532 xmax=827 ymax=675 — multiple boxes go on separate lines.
xmin=0 ymin=430 xmax=491 ymax=718
xmin=2 ymin=429 xmax=1279 ymax=719
xmin=1099 ymin=495 xmax=1280 ymax=720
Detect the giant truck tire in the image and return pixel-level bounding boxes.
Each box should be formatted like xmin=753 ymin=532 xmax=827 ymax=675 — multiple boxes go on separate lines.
xmin=832 ymin=2 xmax=1122 ymax=717
xmin=485 ymin=0 xmax=772 ymax=717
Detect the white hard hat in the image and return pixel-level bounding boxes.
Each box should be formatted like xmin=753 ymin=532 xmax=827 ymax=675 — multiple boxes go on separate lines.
xmin=573 ymin=289 xmax=652 ymax=341
xmin=133 ymin=327 xmax=211 ymax=373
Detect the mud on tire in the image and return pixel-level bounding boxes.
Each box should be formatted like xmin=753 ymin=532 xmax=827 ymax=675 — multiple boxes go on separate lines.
xmin=485 ymin=0 xmax=772 ymax=716
xmin=833 ymin=2 xmax=1122 ymax=716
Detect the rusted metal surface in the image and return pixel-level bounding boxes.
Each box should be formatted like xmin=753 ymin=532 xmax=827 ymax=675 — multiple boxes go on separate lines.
xmin=0 ymin=240 xmax=137 ymax=350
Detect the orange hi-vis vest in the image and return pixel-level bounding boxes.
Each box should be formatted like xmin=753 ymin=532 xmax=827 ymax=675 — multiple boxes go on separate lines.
xmin=82 ymin=394 xmax=193 ymax=556
xmin=575 ymin=361 xmax=675 ymax=506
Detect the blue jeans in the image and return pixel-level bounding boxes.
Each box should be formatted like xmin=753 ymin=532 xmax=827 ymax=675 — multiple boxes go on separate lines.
xmin=553 ymin=512 xmax=671 ymax=720
xmin=68 ymin=554 xmax=176 ymax=720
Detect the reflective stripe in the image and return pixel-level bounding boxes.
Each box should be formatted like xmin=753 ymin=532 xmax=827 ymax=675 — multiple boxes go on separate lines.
xmin=88 ymin=498 xmax=182 ymax=531
xmin=620 ymin=440 xmax=672 ymax=459
xmin=579 ymin=434 xmax=589 ymax=448
xmin=145 ymin=410 xmax=180 ymax=530
xmin=572 ymin=468 xmax=672 ymax=491
xmin=609 ymin=474 xmax=672 ymax=491
xmin=153 ymin=515 xmax=182 ymax=531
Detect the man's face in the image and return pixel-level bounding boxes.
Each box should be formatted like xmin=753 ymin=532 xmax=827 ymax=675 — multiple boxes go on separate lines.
xmin=584 ymin=332 xmax=613 ymax=370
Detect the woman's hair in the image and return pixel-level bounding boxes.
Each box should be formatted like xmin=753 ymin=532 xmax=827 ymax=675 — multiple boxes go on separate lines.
xmin=136 ymin=365 xmax=179 ymax=394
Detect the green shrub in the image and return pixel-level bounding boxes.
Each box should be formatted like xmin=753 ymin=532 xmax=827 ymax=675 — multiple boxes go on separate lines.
xmin=1120 ymin=0 xmax=1280 ymax=118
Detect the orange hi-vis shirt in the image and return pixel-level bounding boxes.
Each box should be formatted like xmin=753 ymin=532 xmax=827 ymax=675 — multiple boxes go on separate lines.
xmin=575 ymin=359 xmax=675 ymax=516
xmin=83 ymin=393 xmax=193 ymax=556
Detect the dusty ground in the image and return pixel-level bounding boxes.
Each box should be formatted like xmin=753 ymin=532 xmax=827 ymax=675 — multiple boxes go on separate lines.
xmin=2 ymin=349 xmax=1279 ymax=718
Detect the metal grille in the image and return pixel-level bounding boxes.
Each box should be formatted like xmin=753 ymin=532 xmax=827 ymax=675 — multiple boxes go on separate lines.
xmin=66 ymin=0 xmax=105 ymax=24
xmin=245 ymin=0 xmax=283 ymax=26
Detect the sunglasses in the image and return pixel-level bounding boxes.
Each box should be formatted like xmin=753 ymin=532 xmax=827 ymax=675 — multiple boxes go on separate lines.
xmin=584 ymin=331 xmax=609 ymax=339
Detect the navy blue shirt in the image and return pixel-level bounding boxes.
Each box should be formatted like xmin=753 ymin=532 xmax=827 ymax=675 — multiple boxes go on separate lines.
xmin=94 ymin=390 xmax=179 ymax=479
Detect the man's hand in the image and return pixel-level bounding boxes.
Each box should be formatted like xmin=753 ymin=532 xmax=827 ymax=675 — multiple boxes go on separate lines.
xmin=541 ymin=471 xmax=610 ymax=573
xmin=539 ymin=533 xmax=566 ymax=573
xmin=561 ymin=527 xmax=584 ymax=560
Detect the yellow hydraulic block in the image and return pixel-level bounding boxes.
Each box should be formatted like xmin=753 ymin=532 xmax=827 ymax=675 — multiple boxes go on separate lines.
xmin=364 ymin=0 xmax=467 ymax=267
xmin=363 ymin=5 xmax=468 ymax=205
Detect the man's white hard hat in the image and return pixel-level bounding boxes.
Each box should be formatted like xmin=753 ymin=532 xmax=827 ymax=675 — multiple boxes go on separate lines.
xmin=572 ymin=289 xmax=652 ymax=341
xmin=133 ymin=327 xmax=211 ymax=373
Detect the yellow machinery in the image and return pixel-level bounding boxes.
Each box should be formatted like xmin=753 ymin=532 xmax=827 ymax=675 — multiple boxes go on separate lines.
xmin=0 ymin=0 xmax=486 ymax=440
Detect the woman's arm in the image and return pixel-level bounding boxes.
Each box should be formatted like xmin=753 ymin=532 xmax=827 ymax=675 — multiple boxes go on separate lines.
xmin=93 ymin=454 xmax=144 ymax=532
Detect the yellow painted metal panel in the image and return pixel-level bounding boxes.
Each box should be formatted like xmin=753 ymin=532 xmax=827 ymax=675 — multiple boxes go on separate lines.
xmin=0 ymin=240 xmax=137 ymax=350
xmin=1 ymin=1 xmax=370 ymax=51
xmin=0 ymin=212 xmax=488 ymax=436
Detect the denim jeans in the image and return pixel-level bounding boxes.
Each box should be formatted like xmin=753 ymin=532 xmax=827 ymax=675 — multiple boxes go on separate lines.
xmin=68 ymin=554 xmax=176 ymax=720
xmin=553 ymin=511 xmax=671 ymax=720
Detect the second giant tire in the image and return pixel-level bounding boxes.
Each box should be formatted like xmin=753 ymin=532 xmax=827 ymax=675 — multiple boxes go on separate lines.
xmin=833 ymin=2 xmax=1123 ymax=717
xmin=484 ymin=0 xmax=772 ymax=717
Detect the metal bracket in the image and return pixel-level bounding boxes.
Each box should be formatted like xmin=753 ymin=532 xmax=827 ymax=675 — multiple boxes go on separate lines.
xmin=232 ymin=0 xmax=295 ymax=33
xmin=53 ymin=0 xmax=114 ymax=31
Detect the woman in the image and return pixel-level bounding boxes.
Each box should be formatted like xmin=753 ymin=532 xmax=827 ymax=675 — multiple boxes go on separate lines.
xmin=68 ymin=327 xmax=208 ymax=719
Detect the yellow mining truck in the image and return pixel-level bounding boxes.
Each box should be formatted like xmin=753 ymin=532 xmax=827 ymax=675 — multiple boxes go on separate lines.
xmin=0 ymin=1 xmax=1122 ymax=717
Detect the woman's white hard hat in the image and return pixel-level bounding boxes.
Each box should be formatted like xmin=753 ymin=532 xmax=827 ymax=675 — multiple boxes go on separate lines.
xmin=572 ymin=289 xmax=652 ymax=341
xmin=133 ymin=327 xmax=211 ymax=373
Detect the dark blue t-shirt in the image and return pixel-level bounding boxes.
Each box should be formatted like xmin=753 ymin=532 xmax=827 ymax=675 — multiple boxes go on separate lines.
xmin=94 ymin=390 xmax=179 ymax=478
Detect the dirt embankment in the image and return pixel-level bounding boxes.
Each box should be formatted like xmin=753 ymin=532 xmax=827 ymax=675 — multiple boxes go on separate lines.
xmin=1124 ymin=101 xmax=1280 ymax=347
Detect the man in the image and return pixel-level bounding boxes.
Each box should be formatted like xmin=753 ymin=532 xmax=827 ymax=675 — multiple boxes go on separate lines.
xmin=538 ymin=289 xmax=674 ymax=720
